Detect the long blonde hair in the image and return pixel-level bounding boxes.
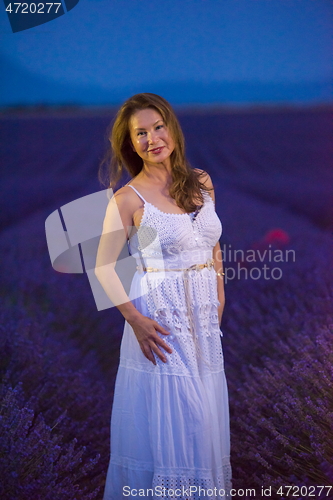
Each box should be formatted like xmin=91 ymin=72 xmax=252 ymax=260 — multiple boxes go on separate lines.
xmin=99 ymin=93 xmax=212 ymax=213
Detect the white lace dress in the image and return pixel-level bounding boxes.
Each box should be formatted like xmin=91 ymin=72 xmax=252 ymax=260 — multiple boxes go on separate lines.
xmin=103 ymin=184 xmax=232 ymax=499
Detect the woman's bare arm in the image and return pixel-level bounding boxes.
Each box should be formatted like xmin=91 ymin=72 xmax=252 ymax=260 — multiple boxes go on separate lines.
xmin=94 ymin=188 xmax=172 ymax=364
xmin=95 ymin=189 xmax=140 ymax=320
xmin=195 ymin=169 xmax=225 ymax=324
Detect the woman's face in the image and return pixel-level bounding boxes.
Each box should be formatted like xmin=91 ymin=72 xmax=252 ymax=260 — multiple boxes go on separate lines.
xmin=129 ymin=108 xmax=175 ymax=166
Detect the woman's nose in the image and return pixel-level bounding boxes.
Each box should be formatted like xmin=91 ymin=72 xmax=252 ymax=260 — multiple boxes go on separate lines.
xmin=148 ymin=130 xmax=158 ymax=144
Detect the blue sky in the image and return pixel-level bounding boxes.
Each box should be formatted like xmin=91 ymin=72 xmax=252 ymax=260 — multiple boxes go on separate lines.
xmin=0 ymin=0 xmax=332 ymax=106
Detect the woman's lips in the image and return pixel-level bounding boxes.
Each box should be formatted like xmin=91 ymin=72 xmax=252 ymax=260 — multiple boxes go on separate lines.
xmin=149 ymin=147 xmax=164 ymax=154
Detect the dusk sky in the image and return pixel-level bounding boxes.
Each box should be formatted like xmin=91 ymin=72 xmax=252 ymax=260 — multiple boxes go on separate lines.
xmin=0 ymin=0 xmax=332 ymax=106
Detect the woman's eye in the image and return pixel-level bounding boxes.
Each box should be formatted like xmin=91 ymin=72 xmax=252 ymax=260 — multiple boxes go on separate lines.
xmin=137 ymin=125 xmax=163 ymax=136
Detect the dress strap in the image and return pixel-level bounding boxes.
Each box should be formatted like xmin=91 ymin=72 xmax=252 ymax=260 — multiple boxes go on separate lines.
xmin=126 ymin=184 xmax=147 ymax=204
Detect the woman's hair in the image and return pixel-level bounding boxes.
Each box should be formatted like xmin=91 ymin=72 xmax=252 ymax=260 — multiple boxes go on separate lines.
xmin=98 ymin=92 xmax=212 ymax=212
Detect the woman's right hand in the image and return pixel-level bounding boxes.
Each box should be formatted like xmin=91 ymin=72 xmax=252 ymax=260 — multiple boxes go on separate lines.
xmin=128 ymin=314 xmax=173 ymax=365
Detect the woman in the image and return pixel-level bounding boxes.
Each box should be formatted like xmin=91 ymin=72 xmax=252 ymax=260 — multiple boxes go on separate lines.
xmin=95 ymin=93 xmax=231 ymax=499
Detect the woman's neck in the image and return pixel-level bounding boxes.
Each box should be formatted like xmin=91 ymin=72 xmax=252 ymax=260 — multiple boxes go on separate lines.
xmin=138 ymin=161 xmax=173 ymax=187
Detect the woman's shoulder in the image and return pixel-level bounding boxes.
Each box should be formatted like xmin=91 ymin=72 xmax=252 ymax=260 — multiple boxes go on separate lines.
xmin=193 ymin=168 xmax=213 ymax=185
xmin=109 ymin=183 xmax=143 ymax=217
xmin=193 ymin=168 xmax=214 ymax=200
xmin=112 ymin=182 xmax=141 ymax=200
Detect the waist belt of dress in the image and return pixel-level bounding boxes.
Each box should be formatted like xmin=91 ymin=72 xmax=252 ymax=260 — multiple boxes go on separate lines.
xmin=136 ymin=258 xmax=215 ymax=273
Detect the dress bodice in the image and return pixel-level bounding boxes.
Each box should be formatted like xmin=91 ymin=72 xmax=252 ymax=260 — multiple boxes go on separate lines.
xmin=127 ymin=184 xmax=222 ymax=270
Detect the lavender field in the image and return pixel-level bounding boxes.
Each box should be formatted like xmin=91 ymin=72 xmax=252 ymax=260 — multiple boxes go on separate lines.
xmin=1 ymin=106 xmax=332 ymax=499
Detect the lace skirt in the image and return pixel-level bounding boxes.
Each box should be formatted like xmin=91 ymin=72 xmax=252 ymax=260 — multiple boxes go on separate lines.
xmin=103 ymin=269 xmax=232 ymax=499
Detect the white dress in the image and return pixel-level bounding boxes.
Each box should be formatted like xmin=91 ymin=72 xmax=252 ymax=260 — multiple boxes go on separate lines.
xmin=103 ymin=184 xmax=232 ymax=499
